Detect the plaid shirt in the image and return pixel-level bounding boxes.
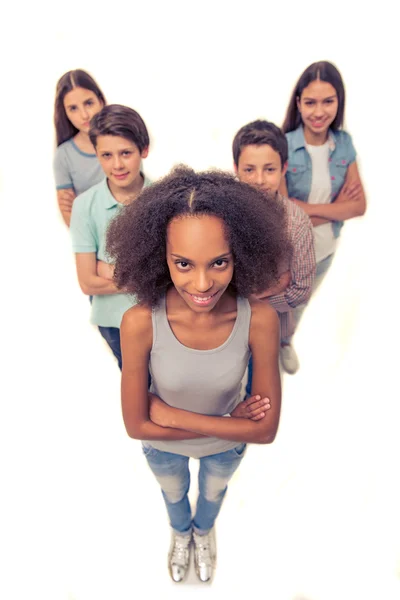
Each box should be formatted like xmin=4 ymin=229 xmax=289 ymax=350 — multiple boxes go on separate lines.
xmin=268 ymin=194 xmax=316 ymax=339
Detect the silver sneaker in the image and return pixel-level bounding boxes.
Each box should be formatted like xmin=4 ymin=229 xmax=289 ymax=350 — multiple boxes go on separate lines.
xmin=193 ymin=529 xmax=216 ymax=582
xmin=168 ymin=531 xmax=192 ymax=583
xmin=280 ymin=344 xmax=300 ymax=374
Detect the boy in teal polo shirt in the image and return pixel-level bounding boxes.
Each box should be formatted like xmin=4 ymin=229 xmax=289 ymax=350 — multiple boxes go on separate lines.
xmin=70 ymin=104 xmax=151 ymax=369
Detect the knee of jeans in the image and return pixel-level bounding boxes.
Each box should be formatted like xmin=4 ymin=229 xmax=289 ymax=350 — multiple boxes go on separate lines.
xmin=203 ymin=474 xmax=228 ymax=503
xmin=158 ymin=474 xmax=189 ymax=504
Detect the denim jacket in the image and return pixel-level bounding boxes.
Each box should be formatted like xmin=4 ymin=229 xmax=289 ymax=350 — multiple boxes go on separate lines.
xmin=285 ymin=126 xmax=357 ymax=238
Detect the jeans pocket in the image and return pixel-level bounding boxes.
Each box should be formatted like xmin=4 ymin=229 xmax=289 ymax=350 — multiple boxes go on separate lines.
xmin=232 ymin=442 xmax=247 ymax=457
xmin=142 ymin=443 xmax=155 ymax=457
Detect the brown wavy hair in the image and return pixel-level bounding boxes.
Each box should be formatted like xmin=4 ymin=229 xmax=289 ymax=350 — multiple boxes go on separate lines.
xmin=106 ymin=166 xmax=292 ymax=306
xmin=282 ymin=61 xmax=345 ymax=134
xmin=54 ymin=69 xmax=106 ymax=146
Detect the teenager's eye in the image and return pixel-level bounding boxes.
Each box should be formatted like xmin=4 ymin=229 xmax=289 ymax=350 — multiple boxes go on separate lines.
xmin=68 ymin=106 xmax=77 ymax=112
xmin=175 ymin=261 xmax=191 ymax=270
xmin=266 ymin=168 xmax=276 ymax=173
xmin=122 ymin=151 xmax=132 ymax=157
xmin=304 ymin=101 xmax=314 ymax=106
xmin=244 ymin=168 xmax=253 ymax=173
xmin=101 ymin=153 xmax=111 ymax=159
xmin=85 ymin=99 xmax=94 ymax=106
xmin=213 ymin=259 xmax=229 ymax=269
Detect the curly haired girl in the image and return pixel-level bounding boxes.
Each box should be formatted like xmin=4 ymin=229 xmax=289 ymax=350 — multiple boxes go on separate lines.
xmin=106 ymin=166 xmax=291 ymax=583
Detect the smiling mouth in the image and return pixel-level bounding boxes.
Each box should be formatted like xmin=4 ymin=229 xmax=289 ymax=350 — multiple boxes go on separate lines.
xmin=185 ymin=291 xmax=219 ymax=305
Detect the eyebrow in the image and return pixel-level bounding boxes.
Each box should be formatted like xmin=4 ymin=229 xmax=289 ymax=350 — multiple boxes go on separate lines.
xmin=99 ymin=146 xmax=135 ymax=153
xmin=171 ymin=252 xmax=232 ymax=262
xmin=243 ymin=162 xmax=275 ymax=167
xmin=303 ymin=94 xmax=337 ymax=101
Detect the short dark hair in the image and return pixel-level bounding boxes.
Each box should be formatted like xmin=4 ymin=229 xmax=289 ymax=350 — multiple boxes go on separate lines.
xmin=106 ymin=166 xmax=291 ymax=307
xmin=89 ymin=104 xmax=150 ymax=152
xmin=232 ymin=120 xmax=288 ymax=168
xmin=54 ymin=69 xmax=106 ymax=146
xmin=282 ymin=61 xmax=345 ymax=134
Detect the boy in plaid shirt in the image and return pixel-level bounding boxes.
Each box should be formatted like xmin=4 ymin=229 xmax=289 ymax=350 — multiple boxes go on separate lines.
xmin=233 ymin=119 xmax=315 ymax=377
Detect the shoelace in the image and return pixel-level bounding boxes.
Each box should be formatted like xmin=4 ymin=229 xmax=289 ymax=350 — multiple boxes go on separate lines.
xmin=171 ymin=536 xmax=190 ymax=566
xmin=195 ymin=537 xmax=212 ymax=566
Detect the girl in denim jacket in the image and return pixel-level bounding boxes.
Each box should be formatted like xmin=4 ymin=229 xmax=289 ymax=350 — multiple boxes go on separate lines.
xmin=279 ymin=61 xmax=366 ymax=373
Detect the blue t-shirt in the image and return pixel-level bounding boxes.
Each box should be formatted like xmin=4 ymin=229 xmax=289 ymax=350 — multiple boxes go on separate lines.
xmin=285 ymin=126 xmax=357 ymax=238
xmin=53 ymin=138 xmax=104 ymax=196
xmin=70 ymin=176 xmax=151 ymax=328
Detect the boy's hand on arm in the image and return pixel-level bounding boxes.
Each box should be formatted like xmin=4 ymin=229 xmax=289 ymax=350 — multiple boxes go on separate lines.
xmin=97 ymin=260 xmax=115 ymax=280
xmin=76 ymin=253 xmax=122 ymax=296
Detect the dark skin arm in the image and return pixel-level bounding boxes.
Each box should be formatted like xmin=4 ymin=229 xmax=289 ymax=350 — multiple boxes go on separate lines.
xmin=120 ymin=304 xmax=209 ymax=440
xmin=149 ymin=301 xmax=281 ymax=444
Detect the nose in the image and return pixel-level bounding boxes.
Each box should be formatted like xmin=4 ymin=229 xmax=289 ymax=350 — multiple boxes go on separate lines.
xmin=194 ymin=270 xmax=213 ymax=293
xmin=113 ymin=155 xmax=123 ymax=170
xmin=256 ymin=170 xmax=265 ymax=186
xmin=313 ymin=103 xmax=324 ymax=117
xmin=80 ymin=106 xmax=89 ymax=120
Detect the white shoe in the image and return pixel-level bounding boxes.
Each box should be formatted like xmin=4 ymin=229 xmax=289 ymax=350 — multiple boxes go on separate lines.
xmin=168 ymin=531 xmax=192 ymax=583
xmin=193 ymin=529 xmax=216 ymax=582
xmin=280 ymin=345 xmax=299 ymax=374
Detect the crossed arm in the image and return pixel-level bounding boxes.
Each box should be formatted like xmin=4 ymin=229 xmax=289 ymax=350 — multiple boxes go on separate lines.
xmin=279 ymin=161 xmax=366 ymax=225
xmin=254 ymin=209 xmax=315 ymax=309
xmin=120 ymin=301 xmax=281 ymax=445
xmin=75 ymin=253 xmax=122 ymax=296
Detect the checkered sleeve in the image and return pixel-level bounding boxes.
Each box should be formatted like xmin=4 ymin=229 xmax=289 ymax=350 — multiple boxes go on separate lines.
xmin=268 ymin=199 xmax=316 ymax=312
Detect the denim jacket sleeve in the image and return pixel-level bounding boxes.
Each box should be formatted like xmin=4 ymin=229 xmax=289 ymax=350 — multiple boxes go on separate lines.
xmin=285 ymin=127 xmax=357 ymax=239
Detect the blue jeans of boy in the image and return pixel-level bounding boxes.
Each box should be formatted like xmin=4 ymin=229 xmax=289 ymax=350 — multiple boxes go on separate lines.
xmin=142 ymin=443 xmax=246 ymax=535
xmin=246 ymin=252 xmax=335 ymax=395
xmin=98 ymin=326 xmax=122 ymax=370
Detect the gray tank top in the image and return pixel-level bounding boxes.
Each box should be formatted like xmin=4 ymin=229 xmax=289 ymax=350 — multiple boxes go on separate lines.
xmin=147 ymin=294 xmax=251 ymax=458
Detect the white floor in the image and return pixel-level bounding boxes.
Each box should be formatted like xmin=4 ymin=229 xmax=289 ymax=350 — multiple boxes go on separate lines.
xmin=1 ymin=203 xmax=399 ymax=600
xmin=1 ymin=7 xmax=399 ymax=594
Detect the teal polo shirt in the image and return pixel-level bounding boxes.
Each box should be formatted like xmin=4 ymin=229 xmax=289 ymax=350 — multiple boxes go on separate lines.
xmin=70 ymin=175 xmax=151 ymax=328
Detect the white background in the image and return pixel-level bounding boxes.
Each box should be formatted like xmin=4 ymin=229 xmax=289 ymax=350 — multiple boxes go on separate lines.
xmin=1 ymin=2 xmax=399 ymax=599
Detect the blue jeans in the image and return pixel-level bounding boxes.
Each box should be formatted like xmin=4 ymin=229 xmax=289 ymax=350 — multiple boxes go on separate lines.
xmin=98 ymin=326 xmax=122 ymax=370
xmin=142 ymin=443 xmax=246 ymax=535
xmin=287 ymin=252 xmax=334 ymax=338
xmin=246 ymin=253 xmax=335 ymax=395
xmin=97 ymin=326 xmax=152 ymax=387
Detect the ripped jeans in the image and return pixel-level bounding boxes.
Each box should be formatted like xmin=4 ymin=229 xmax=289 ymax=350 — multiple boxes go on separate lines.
xmin=142 ymin=443 xmax=246 ymax=535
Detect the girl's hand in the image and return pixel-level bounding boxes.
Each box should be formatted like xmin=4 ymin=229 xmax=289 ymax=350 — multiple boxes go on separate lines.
xmin=343 ymin=182 xmax=362 ymax=201
xmin=58 ymin=189 xmax=75 ymax=212
xmin=97 ymin=261 xmax=115 ymax=280
xmin=231 ymin=395 xmax=271 ymax=421
xmin=336 ymin=182 xmax=362 ymax=203
xmin=149 ymin=394 xmax=174 ymax=428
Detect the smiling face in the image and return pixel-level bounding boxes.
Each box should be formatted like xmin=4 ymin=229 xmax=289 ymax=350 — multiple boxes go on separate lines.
xmin=297 ymin=79 xmax=338 ymax=142
xmin=166 ymin=214 xmax=234 ymax=313
xmin=236 ymin=144 xmax=286 ymax=194
xmin=63 ymin=86 xmax=103 ymax=134
xmin=95 ymin=134 xmax=148 ymax=190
